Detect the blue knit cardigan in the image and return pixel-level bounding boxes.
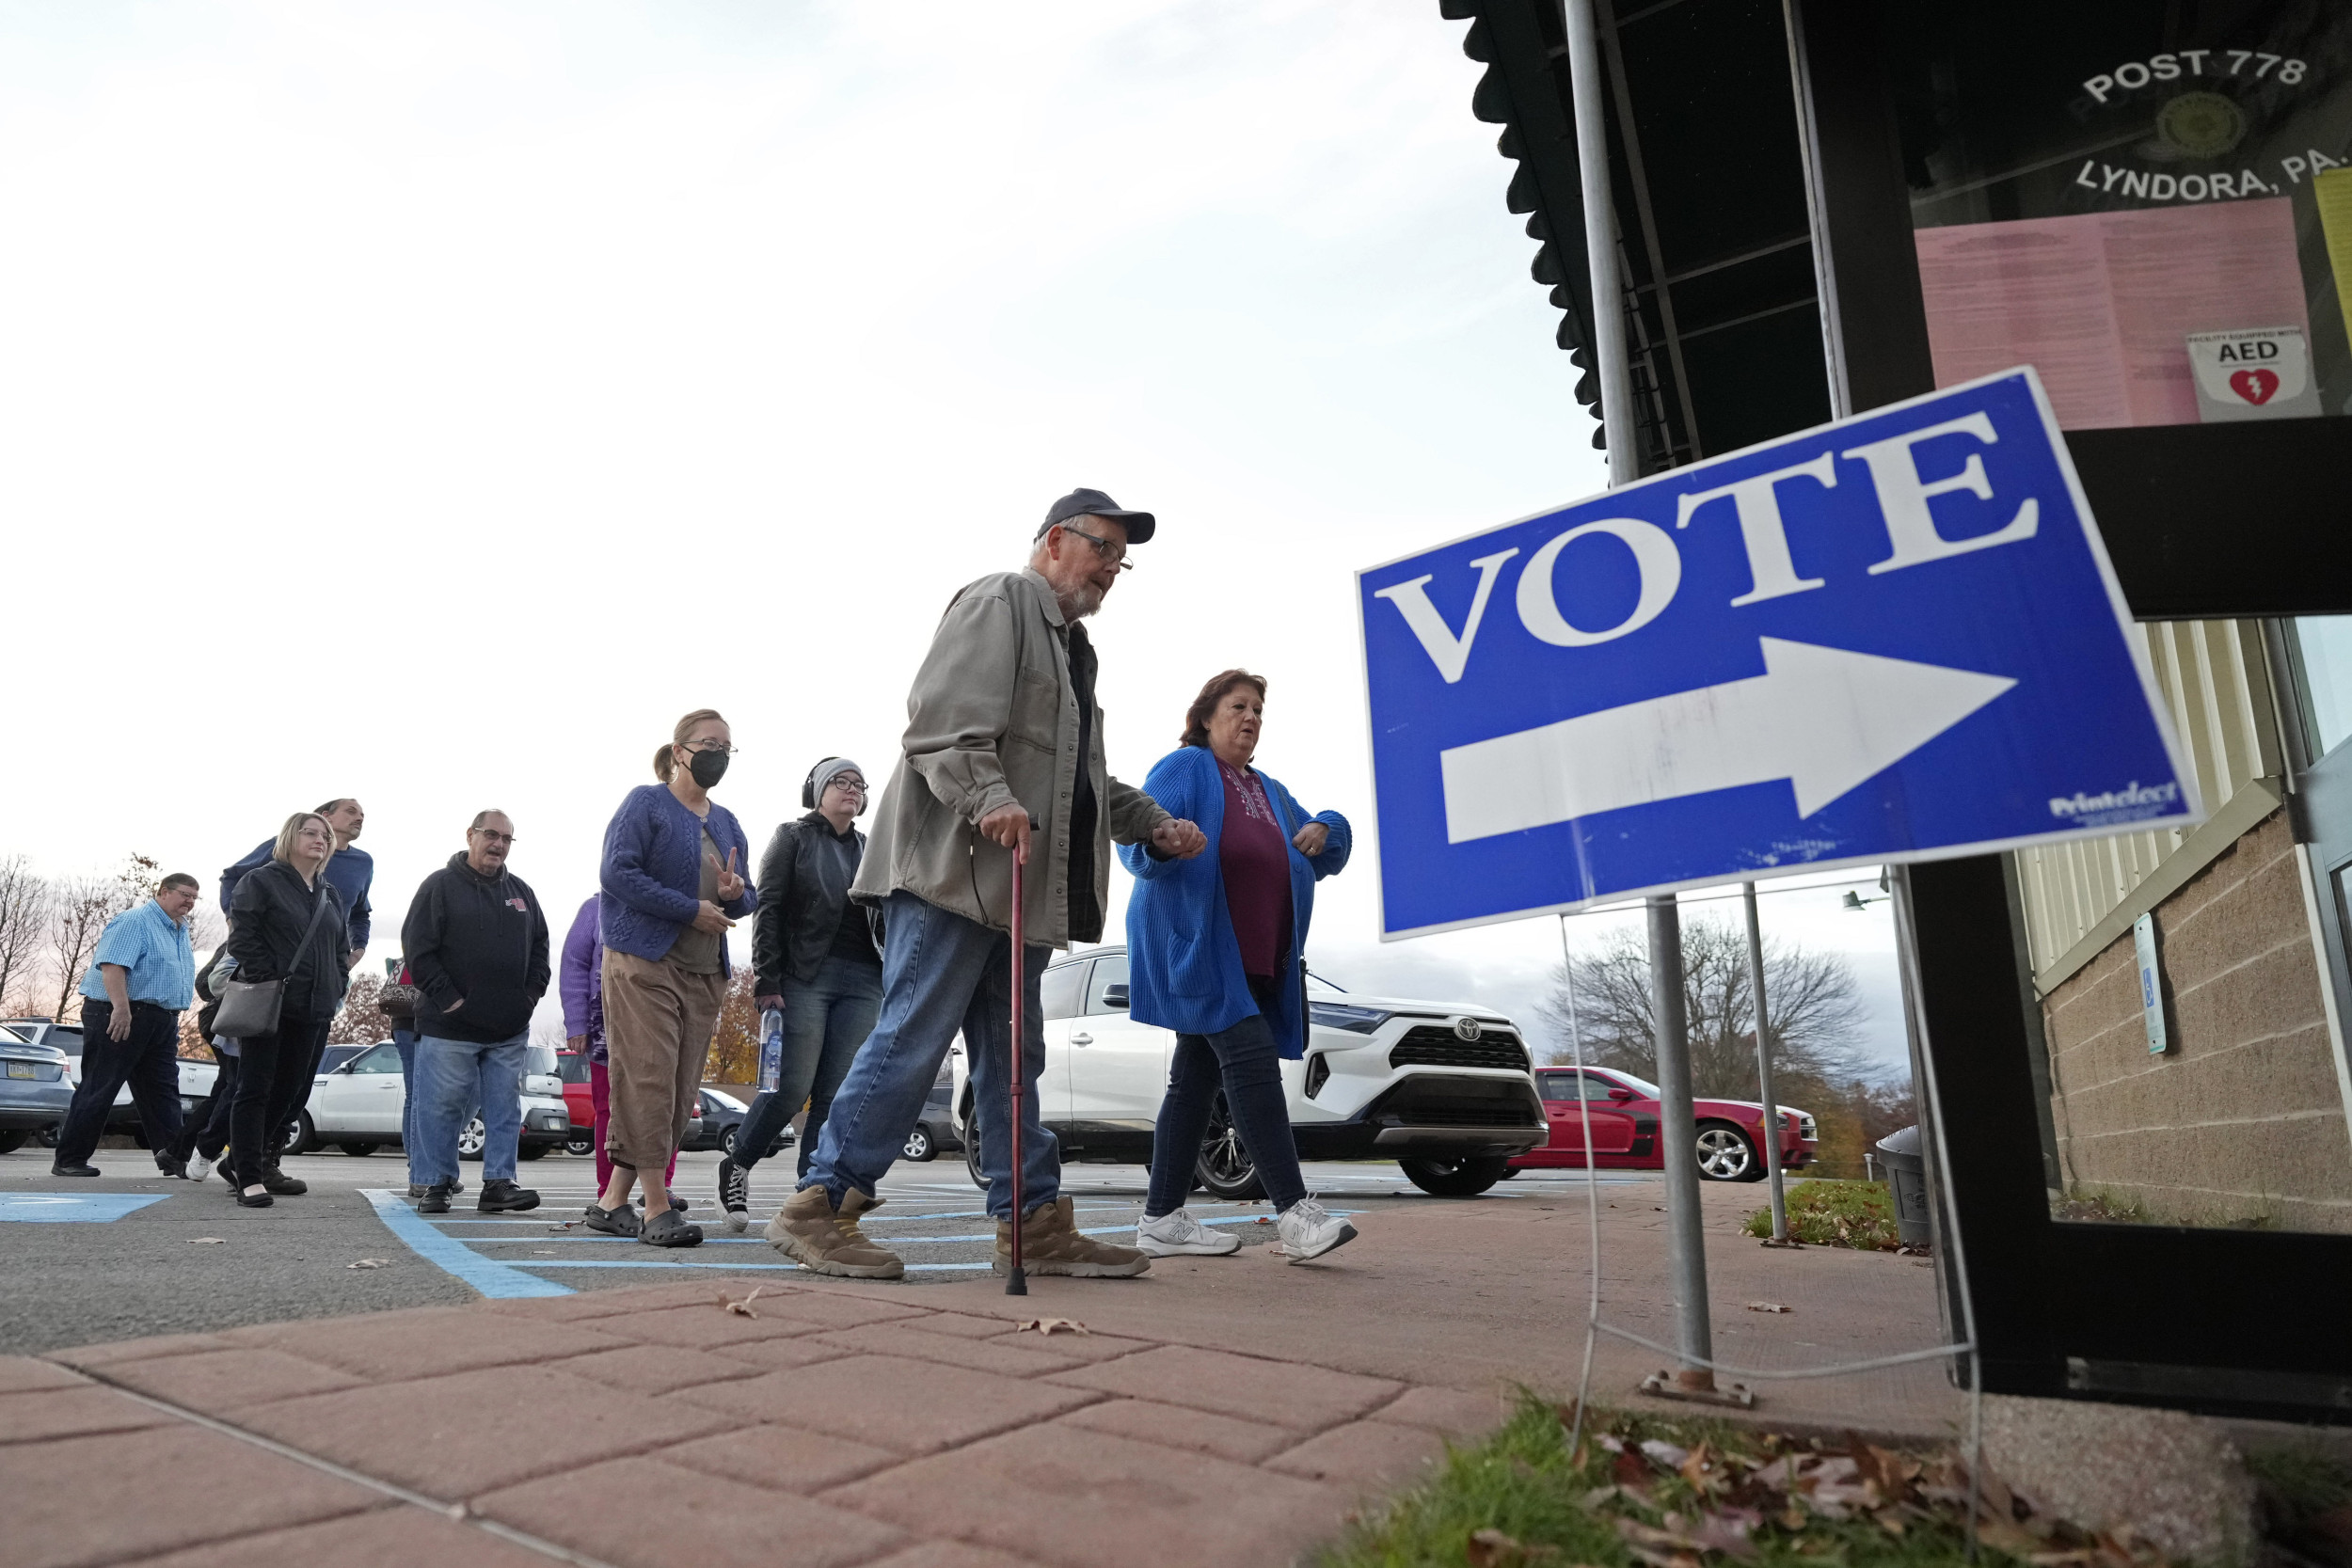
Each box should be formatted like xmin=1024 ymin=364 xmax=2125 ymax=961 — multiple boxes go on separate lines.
xmin=597 ymin=784 xmax=757 ymax=973
xmin=1118 ymin=745 xmax=1352 ymax=1058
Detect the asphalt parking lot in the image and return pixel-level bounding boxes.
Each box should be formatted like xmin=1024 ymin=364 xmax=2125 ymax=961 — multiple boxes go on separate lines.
xmin=0 ymin=1144 xmax=1661 ymax=1355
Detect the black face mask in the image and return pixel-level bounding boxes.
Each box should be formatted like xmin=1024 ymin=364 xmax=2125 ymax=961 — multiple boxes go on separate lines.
xmin=688 ymin=749 xmax=730 ymax=789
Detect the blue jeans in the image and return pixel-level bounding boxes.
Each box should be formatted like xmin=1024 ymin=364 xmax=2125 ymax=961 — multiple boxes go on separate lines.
xmin=736 ymin=956 xmax=882 ymax=1176
xmin=801 ymin=890 xmax=1057 ymax=1222
xmin=412 ymin=1032 xmax=526 ymax=1185
xmin=391 ymin=1028 xmax=419 ymax=1179
xmin=1144 ymin=978 xmax=1306 ymax=1217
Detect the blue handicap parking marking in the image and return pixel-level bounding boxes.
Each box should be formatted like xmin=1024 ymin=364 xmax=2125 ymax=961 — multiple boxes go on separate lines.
xmin=1359 ymin=366 xmax=2201 ymax=935
xmin=0 ymin=1193 xmax=170 ymax=1223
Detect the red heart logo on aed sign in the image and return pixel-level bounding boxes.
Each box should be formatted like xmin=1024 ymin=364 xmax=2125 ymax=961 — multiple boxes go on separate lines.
xmin=2229 ymin=368 xmax=2279 ymax=405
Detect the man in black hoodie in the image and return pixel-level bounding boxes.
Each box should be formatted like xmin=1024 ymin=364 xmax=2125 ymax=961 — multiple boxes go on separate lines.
xmin=403 ymin=810 xmax=551 ymax=1214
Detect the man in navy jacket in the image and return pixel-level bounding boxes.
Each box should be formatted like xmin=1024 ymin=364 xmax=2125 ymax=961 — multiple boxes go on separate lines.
xmin=222 ymin=798 xmax=373 ymax=965
xmin=401 ymin=810 xmax=550 ymax=1214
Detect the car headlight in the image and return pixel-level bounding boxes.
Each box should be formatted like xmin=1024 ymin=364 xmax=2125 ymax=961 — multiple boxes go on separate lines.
xmin=1308 ymin=1003 xmax=1391 ymax=1035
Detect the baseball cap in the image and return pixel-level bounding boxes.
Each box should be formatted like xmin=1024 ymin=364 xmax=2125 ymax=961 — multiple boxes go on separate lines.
xmin=1038 ymin=487 xmax=1155 ymax=546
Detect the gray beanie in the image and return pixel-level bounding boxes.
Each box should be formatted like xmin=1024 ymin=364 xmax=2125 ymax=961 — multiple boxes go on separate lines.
xmin=806 ymin=756 xmax=867 ymax=809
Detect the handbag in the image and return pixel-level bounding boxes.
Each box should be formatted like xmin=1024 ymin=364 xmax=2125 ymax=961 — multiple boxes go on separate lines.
xmin=379 ymin=976 xmax=421 ymax=1021
xmin=213 ymin=882 xmax=336 ymax=1039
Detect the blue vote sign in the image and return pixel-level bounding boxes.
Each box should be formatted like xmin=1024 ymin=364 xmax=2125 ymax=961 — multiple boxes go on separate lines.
xmin=1357 ymin=367 xmax=2201 ymax=939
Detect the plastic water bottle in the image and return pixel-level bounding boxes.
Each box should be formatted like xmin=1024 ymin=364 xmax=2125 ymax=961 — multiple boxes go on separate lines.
xmin=757 ymin=1008 xmax=785 ymax=1095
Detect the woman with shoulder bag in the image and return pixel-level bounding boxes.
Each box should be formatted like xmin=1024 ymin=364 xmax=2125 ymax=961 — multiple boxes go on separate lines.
xmin=1121 ymin=670 xmax=1359 ymax=1264
xmin=222 ymin=812 xmax=353 ymax=1208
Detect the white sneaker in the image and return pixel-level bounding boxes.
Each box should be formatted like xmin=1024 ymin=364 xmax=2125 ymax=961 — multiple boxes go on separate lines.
xmin=183 ymin=1151 xmax=210 ymax=1183
xmin=1136 ymin=1207 xmax=1241 ymax=1257
xmin=1275 ymin=1197 xmax=1357 ymax=1263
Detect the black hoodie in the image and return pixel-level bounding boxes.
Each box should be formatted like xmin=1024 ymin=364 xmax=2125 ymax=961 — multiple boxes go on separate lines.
xmin=401 ymin=852 xmax=551 ymax=1045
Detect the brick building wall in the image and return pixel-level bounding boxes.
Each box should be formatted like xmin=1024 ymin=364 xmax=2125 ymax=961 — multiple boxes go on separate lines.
xmin=2041 ymin=809 xmax=2352 ymax=1231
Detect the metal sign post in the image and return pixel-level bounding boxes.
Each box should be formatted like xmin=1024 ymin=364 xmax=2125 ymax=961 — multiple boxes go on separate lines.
xmin=1743 ymin=881 xmax=1789 ymax=1244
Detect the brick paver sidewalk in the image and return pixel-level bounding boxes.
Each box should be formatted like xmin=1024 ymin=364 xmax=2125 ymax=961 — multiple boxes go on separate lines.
xmin=3 ymin=1275 xmax=1507 ymax=1568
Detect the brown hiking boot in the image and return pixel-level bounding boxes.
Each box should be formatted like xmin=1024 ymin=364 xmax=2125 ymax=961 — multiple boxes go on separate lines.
xmin=994 ymin=1196 xmax=1152 ymax=1277
xmin=767 ymin=1185 xmax=904 ymax=1279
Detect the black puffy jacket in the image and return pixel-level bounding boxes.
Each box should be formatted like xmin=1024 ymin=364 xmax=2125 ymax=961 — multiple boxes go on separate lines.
xmin=402 ymin=853 xmax=551 ymax=1045
xmin=225 ymin=859 xmax=352 ymax=1023
xmin=754 ymin=813 xmax=880 ymax=993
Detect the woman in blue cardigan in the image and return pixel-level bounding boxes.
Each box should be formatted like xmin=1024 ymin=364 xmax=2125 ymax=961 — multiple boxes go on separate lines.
xmin=1120 ymin=670 xmax=1359 ymax=1263
xmin=590 ymin=707 xmax=755 ymax=1248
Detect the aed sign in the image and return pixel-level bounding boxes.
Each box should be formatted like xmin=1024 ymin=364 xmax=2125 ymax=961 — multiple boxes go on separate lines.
xmin=1356 ymin=367 xmax=2202 ymax=939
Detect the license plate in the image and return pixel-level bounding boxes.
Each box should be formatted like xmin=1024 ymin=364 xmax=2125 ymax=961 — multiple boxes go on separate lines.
xmin=5 ymin=1062 xmax=34 ymax=1079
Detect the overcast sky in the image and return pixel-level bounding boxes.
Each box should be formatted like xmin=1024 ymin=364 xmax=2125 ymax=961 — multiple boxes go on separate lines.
xmin=0 ymin=1 xmax=1912 ymax=1080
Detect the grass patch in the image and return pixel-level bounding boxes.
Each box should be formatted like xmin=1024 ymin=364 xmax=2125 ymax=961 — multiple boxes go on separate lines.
xmin=1742 ymin=1179 xmax=1904 ymax=1249
xmin=1320 ymin=1395 xmax=2166 ymax=1568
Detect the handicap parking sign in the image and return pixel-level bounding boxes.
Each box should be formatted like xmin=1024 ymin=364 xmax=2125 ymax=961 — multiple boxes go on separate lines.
xmin=1357 ymin=367 xmax=2200 ymax=938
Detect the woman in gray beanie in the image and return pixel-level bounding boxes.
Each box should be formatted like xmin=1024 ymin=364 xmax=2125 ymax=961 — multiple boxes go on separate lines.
xmin=718 ymin=758 xmax=883 ymax=1230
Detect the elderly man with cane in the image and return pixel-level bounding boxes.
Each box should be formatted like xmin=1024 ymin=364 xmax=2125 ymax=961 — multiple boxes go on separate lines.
xmin=770 ymin=488 xmax=1206 ymax=1280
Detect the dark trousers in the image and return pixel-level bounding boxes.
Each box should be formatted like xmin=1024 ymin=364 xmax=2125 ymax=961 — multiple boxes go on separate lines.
xmin=178 ymin=1049 xmax=238 ymax=1164
xmin=735 ymin=957 xmax=882 ymax=1177
xmin=55 ymin=1000 xmax=186 ymax=1169
xmin=229 ymin=1014 xmax=330 ymax=1188
xmin=1144 ymin=976 xmax=1306 ymax=1217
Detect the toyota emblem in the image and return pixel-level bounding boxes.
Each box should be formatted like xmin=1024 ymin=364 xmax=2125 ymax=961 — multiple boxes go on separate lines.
xmin=1454 ymin=1018 xmax=1483 ymax=1042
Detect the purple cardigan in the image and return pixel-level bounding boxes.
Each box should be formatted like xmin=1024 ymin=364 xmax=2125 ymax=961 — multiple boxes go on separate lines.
xmin=560 ymin=896 xmax=606 ymax=1064
xmin=597 ymin=784 xmax=756 ymax=972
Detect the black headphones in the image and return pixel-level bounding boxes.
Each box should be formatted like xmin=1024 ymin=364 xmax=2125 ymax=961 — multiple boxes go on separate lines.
xmin=803 ymin=758 xmax=868 ymax=816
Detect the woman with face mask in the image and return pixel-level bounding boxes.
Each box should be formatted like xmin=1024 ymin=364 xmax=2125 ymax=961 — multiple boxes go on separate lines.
xmin=589 ymin=708 xmax=756 ymax=1248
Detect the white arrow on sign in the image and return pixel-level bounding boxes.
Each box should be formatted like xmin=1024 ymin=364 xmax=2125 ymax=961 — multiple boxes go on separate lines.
xmin=1439 ymin=637 xmax=2017 ymax=843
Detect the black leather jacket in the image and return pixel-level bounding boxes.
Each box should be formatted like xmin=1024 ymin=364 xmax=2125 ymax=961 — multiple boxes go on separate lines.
xmin=754 ymin=813 xmax=879 ymax=993
xmin=225 ymin=859 xmax=352 ymax=1022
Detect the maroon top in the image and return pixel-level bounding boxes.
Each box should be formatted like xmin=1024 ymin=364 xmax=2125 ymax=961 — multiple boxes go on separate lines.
xmin=1217 ymin=760 xmax=1293 ymax=981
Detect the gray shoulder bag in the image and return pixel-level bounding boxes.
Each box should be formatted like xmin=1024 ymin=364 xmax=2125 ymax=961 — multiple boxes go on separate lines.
xmin=214 ymin=883 xmax=335 ymax=1039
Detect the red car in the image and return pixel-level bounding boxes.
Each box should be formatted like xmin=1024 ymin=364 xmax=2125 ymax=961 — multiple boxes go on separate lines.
xmin=1511 ymin=1065 xmax=1816 ymax=1181
xmin=554 ymin=1053 xmax=597 ymax=1156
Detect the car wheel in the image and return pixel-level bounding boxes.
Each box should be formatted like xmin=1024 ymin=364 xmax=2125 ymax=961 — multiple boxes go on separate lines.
xmin=564 ymin=1132 xmax=596 ymax=1158
xmin=1398 ymin=1153 xmax=1512 ymax=1197
xmin=517 ymin=1142 xmax=548 ymax=1161
xmin=1193 ymin=1090 xmax=1266 ymax=1202
xmin=1498 ymin=1165 xmax=1521 ymax=1180
xmin=963 ymin=1113 xmax=987 ymax=1190
xmin=458 ymin=1117 xmax=486 ymax=1161
xmin=336 ymin=1141 xmax=379 ymax=1158
xmin=0 ymin=1130 xmax=27 ymax=1154
xmin=1694 ymin=1123 xmax=1758 ymax=1181
xmin=902 ymin=1124 xmax=935 ymax=1162
xmin=721 ymin=1126 xmax=738 ymax=1158
xmin=278 ymin=1112 xmax=312 ymax=1156
xmin=35 ymin=1125 xmax=59 ymax=1148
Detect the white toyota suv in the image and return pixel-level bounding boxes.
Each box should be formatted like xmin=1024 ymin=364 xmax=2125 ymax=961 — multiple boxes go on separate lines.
xmin=951 ymin=945 xmax=1545 ymax=1198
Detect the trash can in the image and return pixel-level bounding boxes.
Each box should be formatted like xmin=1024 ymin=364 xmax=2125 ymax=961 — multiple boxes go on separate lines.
xmin=1875 ymin=1125 xmax=1932 ymax=1249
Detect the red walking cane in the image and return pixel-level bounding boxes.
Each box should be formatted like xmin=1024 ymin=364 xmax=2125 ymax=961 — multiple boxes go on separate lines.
xmin=1005 ymin=816 xmax=1036 ymax=1296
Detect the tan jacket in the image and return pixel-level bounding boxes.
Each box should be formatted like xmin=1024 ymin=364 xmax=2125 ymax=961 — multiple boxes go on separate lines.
xmin=853 ymin=568 xmax=1169 ymax=948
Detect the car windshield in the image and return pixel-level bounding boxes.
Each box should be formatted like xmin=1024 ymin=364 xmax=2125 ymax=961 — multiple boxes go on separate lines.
xmin=524 ymin=1045 xmax=557 ymax=1077
xmin=0 ymin=1024 xmax=24 ymax=1044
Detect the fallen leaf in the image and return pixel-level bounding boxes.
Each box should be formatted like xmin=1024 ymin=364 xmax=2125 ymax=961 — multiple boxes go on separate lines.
xmin=346 ymin=1259 xmax=391 ymax=1270
xmin=1679 ymin=1441 xmax=1726 ymax=1496
xmin=1744 ymin=1301 xmax=1791 ymax=1314
xmin=718 ymin=1287 xmax=765 ymax=1318
xmin=1465 ymin=1526 xmax=1560 ymax=1566
xmin=545 ymin=1221 xmax=577 ymax=1231
xmin=1255 ymin=1215 xmax=1272 ymax=1224
xmin=1015 ymin=1317 xmax=1091 ymax=1337
xmin=188 ymin=1237 xmax=225 ymax=1245
xmin=1639 ymin=1438 xmax=1690 ymax=1470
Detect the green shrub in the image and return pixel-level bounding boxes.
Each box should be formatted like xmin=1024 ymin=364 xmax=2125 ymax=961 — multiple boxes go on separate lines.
xmin=1742 ymin=1178 xmax=1904 ymax=1249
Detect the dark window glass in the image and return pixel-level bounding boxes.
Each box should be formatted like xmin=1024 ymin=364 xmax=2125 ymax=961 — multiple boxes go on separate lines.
xmin=1041 ymin=961 xmax=1089 ymax=1022
xmin=350 ymin=1044 xmax=403 ymax=1074
xmin=1085 ymin=954 xmax=1130 ymax=1014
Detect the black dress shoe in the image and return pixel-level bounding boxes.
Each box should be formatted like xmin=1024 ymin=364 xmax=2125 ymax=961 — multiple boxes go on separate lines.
xmin=51 ymin=1163 xmax=100 ymax=1178
xmin=155 ymin=1155 xmax=189 ymax=1180
xmin=478 ymin=1180 xmax=540 ymax=1213
xmin=235 ymin=1189 xmax=274 ymax=1208
xmin=260 ymin=1166 xmax=307 ymax=1196
xmin=417 ymin=1184 xmax=452 ymax=1214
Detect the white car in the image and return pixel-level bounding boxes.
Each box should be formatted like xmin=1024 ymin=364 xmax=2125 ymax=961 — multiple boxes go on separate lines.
xmin=951 ymin=945 xmax=1545 ymax=1198
xmin=289 ymin=1038 xmax=572 ymax=1159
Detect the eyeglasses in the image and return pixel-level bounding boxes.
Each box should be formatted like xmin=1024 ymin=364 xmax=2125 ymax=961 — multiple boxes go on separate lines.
xmin=826 ymin=778 xmax=867 ymax=795
xmin=472 ymin=830 xmax=516 ymax=845
xmin=1057 ymin=524 xmax=1135 ymax=571
xmin=682 ymin=739 xmax=737 ymax=755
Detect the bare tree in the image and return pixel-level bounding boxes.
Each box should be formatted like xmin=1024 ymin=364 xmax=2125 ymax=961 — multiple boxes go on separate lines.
xmin=43 ymin=854 xmax=162 ymax=1022
xmin=328 ymin=973 xmax=394 ymax=1046
xmin=1536 ymin=915 xmax=1871 ymax=1099
xmin=0 ymin=855 xmax=49 ymax=1014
